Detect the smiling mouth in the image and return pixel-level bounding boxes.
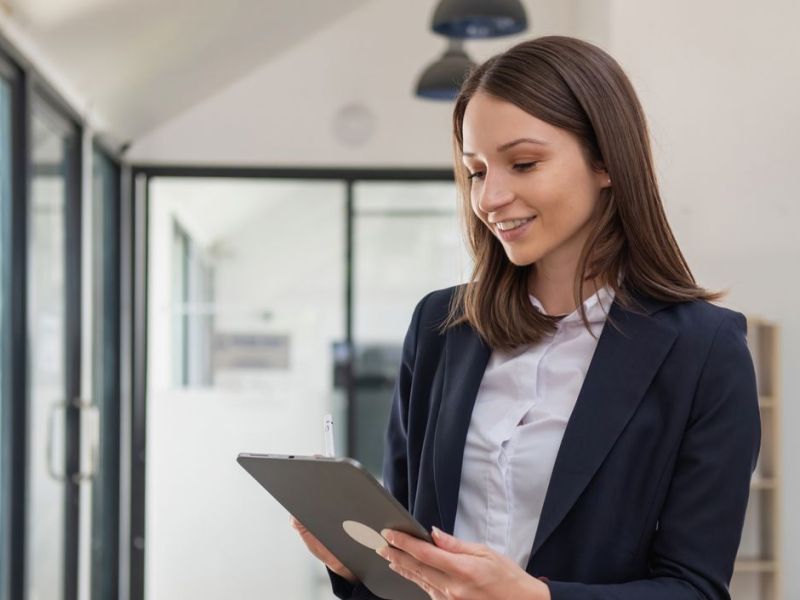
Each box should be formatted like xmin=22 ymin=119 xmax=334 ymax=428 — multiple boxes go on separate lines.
xmin=495 ymin=216 xmax=535 ymax=232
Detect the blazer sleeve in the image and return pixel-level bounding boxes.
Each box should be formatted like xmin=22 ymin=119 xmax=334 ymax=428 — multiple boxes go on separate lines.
xmin=327 ymin=292 xmax=430 ymax=600
xmin=544 ymin=311 xmax=761 ymax=600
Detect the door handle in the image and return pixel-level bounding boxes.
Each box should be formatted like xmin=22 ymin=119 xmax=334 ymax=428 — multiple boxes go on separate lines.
xmin=46 ymin=398 xmax=100 ymax=482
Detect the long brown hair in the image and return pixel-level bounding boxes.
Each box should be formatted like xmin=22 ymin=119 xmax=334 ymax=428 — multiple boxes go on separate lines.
xmin=443 ymin=35 xmax=724 ymax=351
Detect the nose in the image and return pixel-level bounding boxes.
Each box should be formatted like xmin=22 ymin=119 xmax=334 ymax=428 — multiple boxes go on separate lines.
xmin=476 ymin=171 xmax=515 ymax=215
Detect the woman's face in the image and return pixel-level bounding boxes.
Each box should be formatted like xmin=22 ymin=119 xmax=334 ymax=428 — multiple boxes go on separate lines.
xmin=461 ymin=92 xmax=610 ymax=275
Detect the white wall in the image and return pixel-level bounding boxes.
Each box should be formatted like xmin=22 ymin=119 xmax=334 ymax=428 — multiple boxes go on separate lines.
xmin=127 ymin=0 xmax=581 ymax=166
xmin=604 ymin=0 xmax=800 ymax=593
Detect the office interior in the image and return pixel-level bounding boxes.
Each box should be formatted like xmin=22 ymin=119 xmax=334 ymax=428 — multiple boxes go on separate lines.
xmin=0 ymin=1 xmax=797 ymax=599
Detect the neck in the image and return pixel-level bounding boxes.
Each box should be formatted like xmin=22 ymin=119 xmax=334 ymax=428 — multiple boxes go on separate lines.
xmin=528 ymin=266 xmax=606 ymax=316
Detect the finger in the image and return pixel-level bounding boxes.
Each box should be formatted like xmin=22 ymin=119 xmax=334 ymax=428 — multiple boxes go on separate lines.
xmin=291 ymin=517 xmax=315 ymax=539
xmin=381 ymin=529 xmax=467 ymax=575
xmin=290 ymin=519 xmax=329 ymax=554
xmin=290 ymin=515 xmax=308 ymax=531
xmin=382 ymin=547 xmax=451 ymax=594
xmin=297 ymin=530 xmax=350 ymax=573
xmin=430 ymin=527 xmax=487 ymax=555
xmin=295 ymin=525 xmax=316 ymax=543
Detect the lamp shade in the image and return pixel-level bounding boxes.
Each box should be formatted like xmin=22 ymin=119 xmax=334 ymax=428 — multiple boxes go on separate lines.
xmin=415 ymin=40 xmax=476 ymax=101
xmin=432 ymin=0 xmax=528 ymax=38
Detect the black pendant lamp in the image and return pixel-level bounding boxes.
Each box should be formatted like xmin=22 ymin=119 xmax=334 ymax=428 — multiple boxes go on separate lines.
xmin=415 ymin=39 xmax=477 ymax=101
xmin=432 ymin=0 xmax=528 ymax=39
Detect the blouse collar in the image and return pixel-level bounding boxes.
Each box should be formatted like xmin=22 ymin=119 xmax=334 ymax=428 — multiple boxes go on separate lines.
xmin=528 ymin=284 xmax=615 ymax=325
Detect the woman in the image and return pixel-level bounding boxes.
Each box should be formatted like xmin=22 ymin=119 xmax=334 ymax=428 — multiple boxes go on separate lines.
xmin=292 ymin=35 xmax=760 ymax=600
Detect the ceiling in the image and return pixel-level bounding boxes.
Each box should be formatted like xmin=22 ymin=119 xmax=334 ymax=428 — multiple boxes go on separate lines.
xmin=4 ymin=0 xmax=369 ymax=143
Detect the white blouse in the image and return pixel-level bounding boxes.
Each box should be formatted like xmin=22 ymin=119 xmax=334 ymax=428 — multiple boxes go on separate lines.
xmin=452 ymin=285 xmax=615 ymax=568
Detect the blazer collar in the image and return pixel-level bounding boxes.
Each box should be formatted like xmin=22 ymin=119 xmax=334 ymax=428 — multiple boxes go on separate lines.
xmin=432 ymin=288 xmax=677 ymax=568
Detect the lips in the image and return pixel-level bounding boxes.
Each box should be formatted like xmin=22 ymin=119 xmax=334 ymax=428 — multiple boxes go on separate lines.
xmin=495 ymin=216 xmax=536 ymax=242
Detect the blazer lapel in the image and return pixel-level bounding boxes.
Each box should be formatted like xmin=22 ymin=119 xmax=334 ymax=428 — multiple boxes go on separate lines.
xmin=525 ymin=293 xmax=677 ymax=568
xmin=433 ymin=321 xmax=490 ymax=533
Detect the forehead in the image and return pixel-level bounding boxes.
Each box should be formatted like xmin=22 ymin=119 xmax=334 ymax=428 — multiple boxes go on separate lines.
xmin=462 ymin=92 xmax=565 ymax=152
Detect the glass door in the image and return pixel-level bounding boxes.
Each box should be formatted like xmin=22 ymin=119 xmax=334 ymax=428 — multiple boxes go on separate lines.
xmin=25 ymin=94 xmax=82 ymax=600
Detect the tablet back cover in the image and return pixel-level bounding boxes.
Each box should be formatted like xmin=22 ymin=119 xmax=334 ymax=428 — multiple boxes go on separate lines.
xmin=237 ymin=453 xmax=431 ymax=600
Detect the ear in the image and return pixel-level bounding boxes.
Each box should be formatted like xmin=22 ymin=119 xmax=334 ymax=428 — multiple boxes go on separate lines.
xmin=593 ymin=166 xmax=611 ymax=189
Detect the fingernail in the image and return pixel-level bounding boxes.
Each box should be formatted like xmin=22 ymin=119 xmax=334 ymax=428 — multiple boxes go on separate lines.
xmin=432 ymin=526 xmax=442 ymax=538
xmin=381 ymin=529 xmax=393 ymax=543
xmin=376 ymin=546 xmax=388 ymax=559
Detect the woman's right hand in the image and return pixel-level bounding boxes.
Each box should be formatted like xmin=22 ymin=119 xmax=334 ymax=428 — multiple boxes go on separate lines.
xmin=290 ymin=515 xmax=358 ymax=584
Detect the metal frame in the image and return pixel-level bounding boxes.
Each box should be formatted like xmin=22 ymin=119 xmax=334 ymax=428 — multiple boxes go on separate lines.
xmin=0 ymin=48 xmax=28 ymax=600
xmin=128 ymin=172 xmax=149 ymax=600
xmin=345 ymin=181 xmax=355 ymax=460
xmin=118 ymin=163 xmax=133 ymax=600
xmin=90 ymin=145 xmax=122 ymax=600
xmin=126 ymin=164 xmax=453 ymax=600
xmin=132 ymin=165 xmax=453 ymax=182
xmin=62 ymin=96 xmax=83 ymax=600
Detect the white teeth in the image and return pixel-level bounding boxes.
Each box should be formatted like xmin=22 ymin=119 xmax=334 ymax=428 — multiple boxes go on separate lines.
xmin=496 ymin=217 xmax=533 ymax=231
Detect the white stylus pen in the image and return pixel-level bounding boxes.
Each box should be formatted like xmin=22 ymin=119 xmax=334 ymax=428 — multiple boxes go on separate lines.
xmin=323 ymin=414 xmax=336 ymax=457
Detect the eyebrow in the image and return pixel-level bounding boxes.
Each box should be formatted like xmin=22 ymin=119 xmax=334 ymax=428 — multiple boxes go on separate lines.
xmin=462 ymin=137 xmax=548 ymax=157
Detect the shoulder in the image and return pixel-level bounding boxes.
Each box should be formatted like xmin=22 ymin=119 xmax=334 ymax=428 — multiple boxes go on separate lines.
xmin=650 ymin=298 xmax=753 ymax=394
xmin=624 ymin=295 xmax=758 ymax=440
xmin=415 ymin=284 xmax=463 ymax=316
xmin=653 ymin=297 xmax=748 ymax=341
xmin=614 ymin=291 xmax=753 ymax=385
xmin=403 ymin=284 xmax=465 ymax=347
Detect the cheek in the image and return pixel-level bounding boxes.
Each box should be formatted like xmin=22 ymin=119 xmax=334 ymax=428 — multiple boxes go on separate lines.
xmin=538 ymin=185 xmax=597 ymax=231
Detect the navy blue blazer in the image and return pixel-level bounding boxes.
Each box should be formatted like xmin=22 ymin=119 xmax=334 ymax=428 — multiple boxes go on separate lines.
xmin=330 ymin=285 xmax=760 ymax=600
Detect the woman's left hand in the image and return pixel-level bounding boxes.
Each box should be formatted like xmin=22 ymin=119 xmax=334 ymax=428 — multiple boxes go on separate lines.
xmin=377 ymin=527 xmax=551 ymax=600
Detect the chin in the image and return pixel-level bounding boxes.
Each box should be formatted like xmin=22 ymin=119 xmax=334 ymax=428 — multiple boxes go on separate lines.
xmin=504 ymin=249 xmax=539 ymax=267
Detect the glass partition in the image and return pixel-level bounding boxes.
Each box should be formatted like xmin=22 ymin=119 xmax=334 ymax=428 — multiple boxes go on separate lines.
xmin=146 ymin=177 xmax=346 ymax=600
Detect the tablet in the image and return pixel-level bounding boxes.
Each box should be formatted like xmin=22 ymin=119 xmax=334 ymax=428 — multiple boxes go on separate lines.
xmin=237 ymin=452 xmax=431 ymax=600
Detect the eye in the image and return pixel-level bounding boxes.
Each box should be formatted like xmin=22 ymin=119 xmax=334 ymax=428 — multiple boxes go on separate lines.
xmin=514 ymin=161 xmax=537 ymax=172
xmin=467 ymin=170 xmax=485 ymax=181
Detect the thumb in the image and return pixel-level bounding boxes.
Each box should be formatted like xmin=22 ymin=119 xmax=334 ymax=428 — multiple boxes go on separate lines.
xmin=431 ymin=527 xmax=481 ymax=554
